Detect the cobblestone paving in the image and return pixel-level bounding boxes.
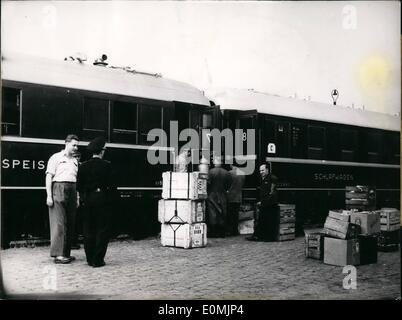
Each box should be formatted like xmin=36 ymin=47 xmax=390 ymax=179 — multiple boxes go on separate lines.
xmin=1 ymin=235 xmax=400 ymax=300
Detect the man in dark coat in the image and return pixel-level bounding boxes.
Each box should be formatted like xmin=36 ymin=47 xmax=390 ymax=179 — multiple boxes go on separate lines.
xmin=247 ymin=163 xmax=279 ymax=242
xmin=206 ymin=156 xmax=232 ymax=237
xmin=77 ymin=137 xmax=116 ymax=267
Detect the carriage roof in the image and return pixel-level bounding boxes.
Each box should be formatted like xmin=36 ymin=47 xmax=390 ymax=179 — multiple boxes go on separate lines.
xmin=206 ymin=88 xmax=400 ymax=132
xmin=1 ymin=53 xmax=211 ymax=106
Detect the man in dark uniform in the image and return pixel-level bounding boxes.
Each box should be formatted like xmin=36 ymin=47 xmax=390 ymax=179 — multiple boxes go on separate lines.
xmin=206 ymin=156 xmax=232 ymax=237
xmin=247 ymin=163 xmax=279 ymax=242
xmin=77 ymin=137 xmax=115 ymax=267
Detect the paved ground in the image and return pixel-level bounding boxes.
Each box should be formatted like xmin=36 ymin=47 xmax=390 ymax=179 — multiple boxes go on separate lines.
xmin=1 ymin=233 xmax=400 ymax=300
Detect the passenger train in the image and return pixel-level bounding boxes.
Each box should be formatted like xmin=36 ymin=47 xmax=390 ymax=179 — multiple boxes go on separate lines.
xmin=1 ymin=53 xmax=400 ymax=248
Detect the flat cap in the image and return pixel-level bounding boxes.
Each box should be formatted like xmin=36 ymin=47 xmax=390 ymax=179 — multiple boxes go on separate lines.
xmin=87 ymin=136 xmax=106 ymax=153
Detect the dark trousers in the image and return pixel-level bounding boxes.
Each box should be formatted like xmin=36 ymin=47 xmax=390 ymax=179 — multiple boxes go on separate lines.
xmin=82 ymin=192 xmax=110 ymax=265
xmin=254 ymin=205 xmax=279 ymax=241
xmin=227 ymin=202 xmax=240 ymax=236
xmin=49 ymin=182 xmax=77 ymax=257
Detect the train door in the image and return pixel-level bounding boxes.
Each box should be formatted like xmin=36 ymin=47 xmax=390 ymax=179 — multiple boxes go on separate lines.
xmin=236 ymin=110 xmax=259 ymax=201
xmin=189 ymin=105 xmax=220 ymax=170
xmin=237 ymin=110 xmax=259 ymax=163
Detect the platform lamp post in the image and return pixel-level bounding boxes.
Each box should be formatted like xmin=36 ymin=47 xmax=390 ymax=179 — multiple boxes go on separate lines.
xmin=331 ymin=89 xmax=339 ymax=105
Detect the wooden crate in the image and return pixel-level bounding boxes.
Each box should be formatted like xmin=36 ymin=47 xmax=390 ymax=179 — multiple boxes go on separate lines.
xmin=162 ymin=171 xmax=207 ymax=200
xmin=323 ymin=216 xmax=361 ymax=239
xmin=158 ymin=199 xmax=205 ymax=224
xmin=305 ymin=232 xmax=325 ymax=260
xmin=161 ymin=223 xmax=207 ymax=249
xmin=379 ymin=208 xmax=400 ymax=232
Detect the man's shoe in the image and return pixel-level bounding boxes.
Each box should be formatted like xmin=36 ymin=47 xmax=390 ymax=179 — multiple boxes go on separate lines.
xmin=93 ymin=261 xmax=106 ymax=268
xmin=54 ymin=256 xmax=71 ymax=264
xmin=68 ymin=256 xmax=76 ymax=261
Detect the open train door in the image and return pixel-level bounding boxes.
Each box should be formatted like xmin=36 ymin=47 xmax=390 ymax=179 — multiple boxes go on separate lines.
xmin=188 ymin=104 xmax=221 ymax=171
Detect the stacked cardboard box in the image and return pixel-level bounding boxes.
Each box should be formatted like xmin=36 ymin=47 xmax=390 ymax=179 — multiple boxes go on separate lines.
xmin=238 ymin=202 xmax=255 ymax=235
xmin=162 ymin=171 xmax=208 ymax=200
xmin=378 ymin=208 xmax=400 ymax=252
xmin=160 ymin=172 xmax=208 ymax=249
xmin=305 ymin=232 xmax=325 ymax=260
xmin=323 ymin=210 xmax=361 ymax=266
xmin=277 ymin=204 xmax=296 ymax=241
xmin=345 ymin=185 xmax=376 ymax=211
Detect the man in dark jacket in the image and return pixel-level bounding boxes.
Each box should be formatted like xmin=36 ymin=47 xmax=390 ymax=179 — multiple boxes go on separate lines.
xmin=77 ymin=137 xmax=116 ymax=267
xmin=247 ymin=163 xmax=279 ymax=242
xmin=207 ymin=156 xmax=232 ymax=237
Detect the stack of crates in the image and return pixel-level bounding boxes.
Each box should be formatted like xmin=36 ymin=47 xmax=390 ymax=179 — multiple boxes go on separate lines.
xmin=322 ymin=210 xmax=361 ymax=266
xmin=159 ymin=171 xmax=208 ymax=249
xmin=277 ymin=204 xmax=296 ymax=241
xmin=345 ymin=185 xmax=376 ymax=211
xmin=378 ymin=208 xmax=400 ymax=252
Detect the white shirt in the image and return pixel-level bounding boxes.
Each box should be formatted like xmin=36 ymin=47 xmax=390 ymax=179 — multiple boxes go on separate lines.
xmin=46 ymin=150 xmax=78 ymax=182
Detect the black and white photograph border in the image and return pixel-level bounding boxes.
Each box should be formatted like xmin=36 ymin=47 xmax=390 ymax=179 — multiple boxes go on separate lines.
xmin=0 ymin=0 xmax=400 ymax=304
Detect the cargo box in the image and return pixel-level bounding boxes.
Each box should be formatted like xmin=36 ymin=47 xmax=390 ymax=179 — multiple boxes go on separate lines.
xmin=161 ymin=223 xmax=207 ymax=249
xmin=162 ymin=171 xmax=207 ymax=200
xmin=324 ymin=238 xmax=360 ymax=266
xmin=379 ymin=208 xmax=400 ymax=232
xmin=350 ymin=211 xmax=380 ymax=235
xmin=305 ymin=232 xmax=325 ymax=260
xmin=323 ymin=217 xmax=361 ymax=239
xmin=278 ymin=234 xmax=295 ymax=241
xmin=158 ymin=199 xmax=205 ymax=224
xmin=328 ymin=210 xmax=351 ymax=222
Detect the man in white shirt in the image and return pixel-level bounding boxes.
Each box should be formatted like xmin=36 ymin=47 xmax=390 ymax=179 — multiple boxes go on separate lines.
xmin=46 ymin=134 xmax=80 ymax=264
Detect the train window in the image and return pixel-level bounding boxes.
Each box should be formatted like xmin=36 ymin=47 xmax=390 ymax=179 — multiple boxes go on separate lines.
xmin=1 ymin=87 xmax=21 ymax=135
xmin=366 ymin=131 xmax=382 ymax=163
xmin=112 ymin=101 xmax=138 ymax=144
xmin=202 ymin=113 xmax=213 ymax=129
xmin=139 ymin=104 xmax=163 ymax=144
xmin=291 ymin=124 xmax=307 ymax=159
xmin=340 ymin=129 xmax=357 ymax=161
xmin=308 ymin=126 xmax=326 ymax=159
xmin=83 ymin=97 xmax=109 ymax=140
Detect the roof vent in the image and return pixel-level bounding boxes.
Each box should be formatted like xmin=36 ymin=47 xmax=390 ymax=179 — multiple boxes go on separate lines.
xmin=93 ymin=54 xmax=108 ymax=66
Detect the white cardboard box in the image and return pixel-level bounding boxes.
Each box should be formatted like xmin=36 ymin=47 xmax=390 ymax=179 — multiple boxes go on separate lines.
xmin=158 ymin=199 xmax=205 ymax=224
xmin=161 ymin=223 xmax=207 ymax=249
xmin=162 ymin=172 xmax=207 ymax=200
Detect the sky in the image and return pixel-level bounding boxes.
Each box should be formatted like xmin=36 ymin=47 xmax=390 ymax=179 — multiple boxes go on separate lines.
xmin=1 ymin=0 xmax=400 ymax=115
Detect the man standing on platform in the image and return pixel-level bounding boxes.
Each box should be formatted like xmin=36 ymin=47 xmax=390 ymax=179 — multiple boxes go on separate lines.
xmin=226 ymin=164 xmax=246 ymax=236
xmin=206 ymin=156 xmax=232 ymax=237
xmin=247 ymin=163 xmax=279 ymax=242
xmin=77 ymin=137 xmax=115 ymax=268
xmin=46 ymin=134 xmax=80 ymax=264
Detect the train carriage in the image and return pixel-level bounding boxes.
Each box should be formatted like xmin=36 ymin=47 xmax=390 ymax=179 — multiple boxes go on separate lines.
xmin=207 ymin=88 xmax=400 ymax=232
xmin=1 ymin=53 xmax=218 ymax=248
